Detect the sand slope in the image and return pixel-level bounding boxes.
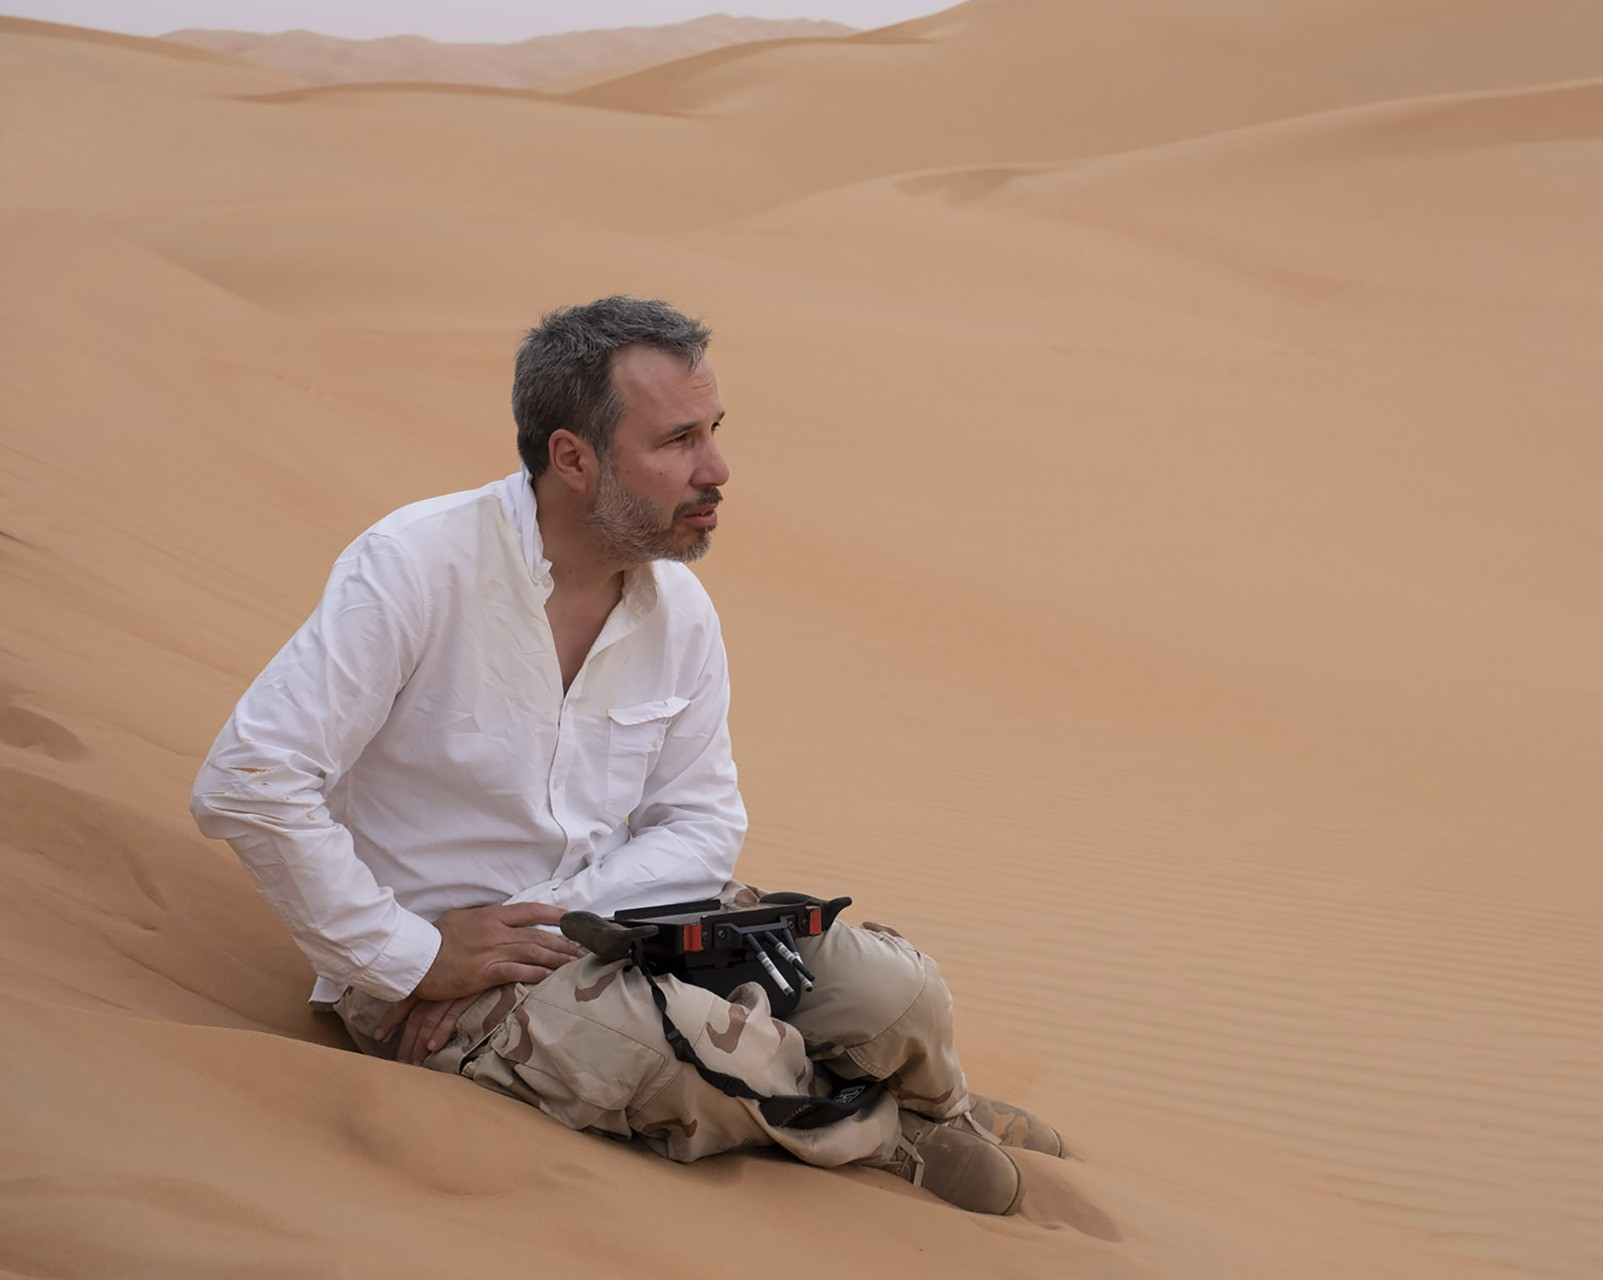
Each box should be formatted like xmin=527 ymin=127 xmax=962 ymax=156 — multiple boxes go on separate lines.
xmin=1 ymin=6 xmax=1600 ymax=1279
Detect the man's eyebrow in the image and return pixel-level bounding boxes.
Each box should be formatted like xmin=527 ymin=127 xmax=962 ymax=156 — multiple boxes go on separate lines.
xmin=658 ymin=411 xmax=725 ymax=440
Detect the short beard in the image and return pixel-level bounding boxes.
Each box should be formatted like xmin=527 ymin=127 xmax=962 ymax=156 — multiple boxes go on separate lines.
xmin=587 ymin=463 xmax=720 ymax=565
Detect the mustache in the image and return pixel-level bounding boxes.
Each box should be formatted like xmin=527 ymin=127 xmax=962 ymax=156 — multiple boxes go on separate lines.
xmin=673 ymin=488 xmax=723 ymax=518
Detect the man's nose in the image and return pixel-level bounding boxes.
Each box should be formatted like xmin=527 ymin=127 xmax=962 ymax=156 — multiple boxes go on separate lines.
xmin=695 ymin=438 xmax=730 ymax=489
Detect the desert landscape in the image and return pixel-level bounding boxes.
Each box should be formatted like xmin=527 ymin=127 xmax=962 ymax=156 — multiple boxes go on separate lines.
xmin=1 ymin=2 xmax=1600 ymax=1277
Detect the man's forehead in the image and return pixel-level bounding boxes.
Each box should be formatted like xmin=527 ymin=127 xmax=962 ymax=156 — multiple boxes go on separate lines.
xmin=613 ymin=346 xmax=720 ymax=414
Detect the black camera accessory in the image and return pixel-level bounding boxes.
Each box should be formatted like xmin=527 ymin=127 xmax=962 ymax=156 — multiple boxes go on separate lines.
xmin=560 ymin=893 xmax=885 ymax=1130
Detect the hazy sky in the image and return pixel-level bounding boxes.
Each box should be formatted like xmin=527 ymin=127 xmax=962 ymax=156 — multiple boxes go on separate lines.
xmin=4 ymin=1 xmax=952 ymax=41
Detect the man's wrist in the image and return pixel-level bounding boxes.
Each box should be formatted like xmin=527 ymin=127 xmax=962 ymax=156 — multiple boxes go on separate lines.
xmin=359 ymin=912 xmax=443 ymax=1001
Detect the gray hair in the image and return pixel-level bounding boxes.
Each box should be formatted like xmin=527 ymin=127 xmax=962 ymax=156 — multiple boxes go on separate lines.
xmin=512 ymin=296 xmax=711 ymax=479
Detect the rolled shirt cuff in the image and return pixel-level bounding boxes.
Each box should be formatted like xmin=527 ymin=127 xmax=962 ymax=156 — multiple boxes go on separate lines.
xmin=314 ymin=909 xmax=442 ymax=1005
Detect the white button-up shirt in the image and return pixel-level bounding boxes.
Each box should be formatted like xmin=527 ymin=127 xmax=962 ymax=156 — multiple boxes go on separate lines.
xmin=191 ymin=472 xmax=746 ymax=1004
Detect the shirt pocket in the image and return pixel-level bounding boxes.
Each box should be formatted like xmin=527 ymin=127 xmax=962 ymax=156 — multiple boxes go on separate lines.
xmin=605 ymin=696 xmax=690 ymax=820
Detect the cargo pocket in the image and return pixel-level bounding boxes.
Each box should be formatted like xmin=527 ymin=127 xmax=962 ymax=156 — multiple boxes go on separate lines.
xmin=605 ymin=696 xmax=689 ymax=820
xmin=467 ymin=987 xmax=669 ymax=1124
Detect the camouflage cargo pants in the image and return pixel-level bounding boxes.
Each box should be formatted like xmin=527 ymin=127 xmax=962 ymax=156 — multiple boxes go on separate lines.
xmin=335 ymin=919 xmax=969 ymax=1168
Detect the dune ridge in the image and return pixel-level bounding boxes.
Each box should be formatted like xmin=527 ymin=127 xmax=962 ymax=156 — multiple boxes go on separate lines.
xmin=2 ymin=5 xmax=1599 ymax=1280
xmin=163 ymin=15 xmax=854 ymax=91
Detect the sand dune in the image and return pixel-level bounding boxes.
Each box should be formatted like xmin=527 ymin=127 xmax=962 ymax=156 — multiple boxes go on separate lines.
xmin=2 ymin=5 xmax=1600 ymax=1280
xmin=573 ymin=0 xmax=1603 ymax=199
xmin=722 ymin=74 xmax=1603 ymax=341
xmin=164 ymin=16 xmax=853 ymax=91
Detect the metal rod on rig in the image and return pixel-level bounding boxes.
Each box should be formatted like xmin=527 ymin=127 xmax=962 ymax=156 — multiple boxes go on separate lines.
xmin=749 ymin=936 xmax=796 ymax=997
xmin=768 ymin=930 xmax=816 ymax=987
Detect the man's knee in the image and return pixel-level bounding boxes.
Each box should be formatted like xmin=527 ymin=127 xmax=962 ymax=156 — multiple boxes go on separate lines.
xmin=794 ymin=924 xmax=956 ymax=1052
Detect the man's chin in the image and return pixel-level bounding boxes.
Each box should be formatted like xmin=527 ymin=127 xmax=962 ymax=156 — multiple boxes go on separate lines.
xmin=599 ymin=518 xmax=713 ymax=567
xmin=663 ymin=530 xmax=713 ymax=564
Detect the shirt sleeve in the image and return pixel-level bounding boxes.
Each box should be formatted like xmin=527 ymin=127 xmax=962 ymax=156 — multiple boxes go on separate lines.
xmin=506 ymin=618 xmax=747 ymax=914
xmin=189 ymin=531 xmax=442 ymax=1001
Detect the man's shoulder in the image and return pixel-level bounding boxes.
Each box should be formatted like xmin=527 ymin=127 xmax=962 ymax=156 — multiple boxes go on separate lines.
xmin=334 ymin=480 xmax=515 ymax=579
xmin=650 ymin=561 xmax=720 ymax=621
xmin=366 ymin=479 xmax=506 ymax=545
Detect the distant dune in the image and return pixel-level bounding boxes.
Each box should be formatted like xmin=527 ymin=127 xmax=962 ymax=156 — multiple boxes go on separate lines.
xmin=163 ymin=15 xmax=855 ymax=90
xmin=3 ymin=4 xmax=1601 ymax=1280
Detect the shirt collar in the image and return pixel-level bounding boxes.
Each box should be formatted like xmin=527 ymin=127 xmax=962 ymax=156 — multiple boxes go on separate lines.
xmin=499 ymin=469 xmax=661 ymax=616
xmin=501 ymin=470 xmax=553 ymax=593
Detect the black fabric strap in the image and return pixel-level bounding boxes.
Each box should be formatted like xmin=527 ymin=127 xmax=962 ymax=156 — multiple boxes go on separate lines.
xmin=636 ymin=953 xmax=884 ymax=1131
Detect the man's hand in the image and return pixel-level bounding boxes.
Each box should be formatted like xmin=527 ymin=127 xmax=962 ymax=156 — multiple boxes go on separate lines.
xmin=379 ymin=993 xmax=481 ymax=1065
xmin=372 ymin=902 xmax=581 ymax=1060
xmin=418 ymin=901 xmax=581 ymax=1001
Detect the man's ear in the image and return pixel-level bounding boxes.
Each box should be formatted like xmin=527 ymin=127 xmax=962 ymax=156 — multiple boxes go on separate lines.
xmin=547 ymin=429 xmax=597 ymax=493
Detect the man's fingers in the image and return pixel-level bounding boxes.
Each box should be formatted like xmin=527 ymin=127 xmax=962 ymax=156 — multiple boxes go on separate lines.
xmin=508 ymin=945 xmax=579 ymax=971
xmin=500 ymin=925 xmax=583 ymax=960
xmin=397 ymin=1006 xmax=427 ymax=1064
xmin=398 ymin=995 xmax=477 ymax=1065
xmin=410 ymin=1003 xmax=452 ymax=1063
xmin=529 ymin=926 xmax=584 ymax=957
xmin=415 ymin=907 xmax=584 ymax=1004
xmin=405 ymin=1008 xmax=437 ymax=1065
xmin=374 ymin=993 xmax=420 ymax=1042
xmin=425 ymin=995 xmax=477 ymax=1056
xmin=497 ymin=902 xmax=570 ymax=929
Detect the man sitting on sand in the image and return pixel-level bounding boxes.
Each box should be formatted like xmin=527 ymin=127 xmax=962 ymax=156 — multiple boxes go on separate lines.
xmin=190 ymin=295 xmax=1062 ymax=1214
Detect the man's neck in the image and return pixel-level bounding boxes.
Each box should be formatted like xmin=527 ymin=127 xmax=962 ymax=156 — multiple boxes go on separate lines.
xmin=532 ymin=472 xmax=628 ymax=600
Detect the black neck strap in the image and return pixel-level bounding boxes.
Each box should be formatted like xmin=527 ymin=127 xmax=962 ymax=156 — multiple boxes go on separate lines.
xmin=634 ymin=953 xmax=884 ymax=1131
